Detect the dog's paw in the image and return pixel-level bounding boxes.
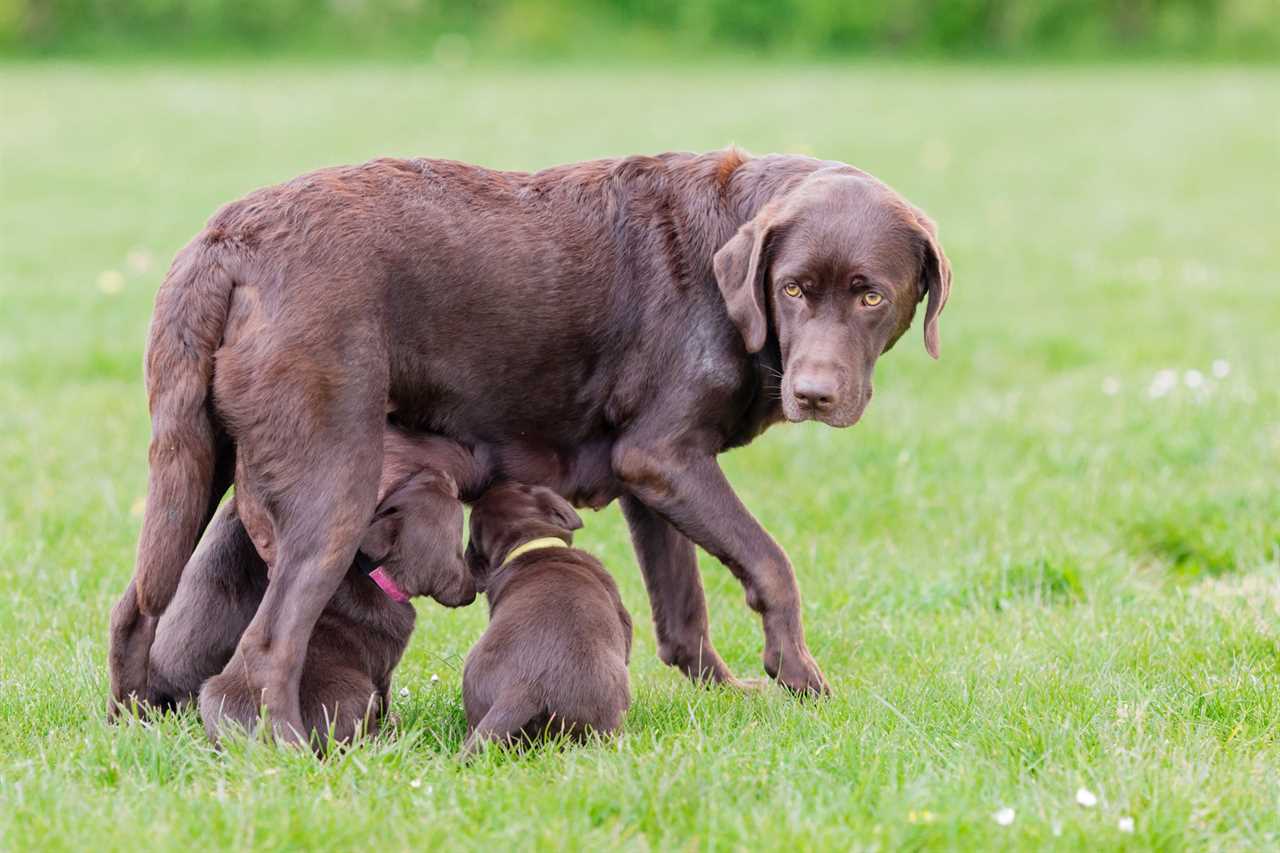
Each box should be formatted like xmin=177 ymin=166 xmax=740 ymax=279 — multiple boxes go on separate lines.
xmin=763 ymin=645 xmax=831 ymax=697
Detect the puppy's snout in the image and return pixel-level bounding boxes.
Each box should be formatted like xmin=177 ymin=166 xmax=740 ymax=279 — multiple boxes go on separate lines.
xmin=791 ymin=373 xmax=837 ymax=413
xmin=443 ymin=566 xmax=477 ymax=607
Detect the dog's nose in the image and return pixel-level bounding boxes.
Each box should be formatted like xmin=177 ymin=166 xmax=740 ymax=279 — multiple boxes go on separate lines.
xmin=792 ymin=376 xmax=836 ymax=412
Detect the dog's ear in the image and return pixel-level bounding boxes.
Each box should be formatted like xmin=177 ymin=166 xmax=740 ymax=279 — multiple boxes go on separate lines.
xmin=714 ymin=204 xmax=785 ymax=354
xmin=535 ymin=487 xmax=582 ymax=532
xmin=359 ymin=509 xmax=401 ymax=565
xmin=911 ymin=209 xmax=952 ymax=359
xmin=394 ymin=499 xmax=467 ymax=597
xmin=427 ymin=470 xmax=459 ymax=500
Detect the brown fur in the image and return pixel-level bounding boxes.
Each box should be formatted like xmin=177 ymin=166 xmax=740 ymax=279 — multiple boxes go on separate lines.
xmin=461 ymin=483 xmax=631 ymax=759
xmin=108 ymin=149 xmax=952 ymax=739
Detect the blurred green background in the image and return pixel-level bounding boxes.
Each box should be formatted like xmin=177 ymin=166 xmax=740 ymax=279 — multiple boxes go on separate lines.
xmin=3 ymin=0 xmax=1278 ymax=59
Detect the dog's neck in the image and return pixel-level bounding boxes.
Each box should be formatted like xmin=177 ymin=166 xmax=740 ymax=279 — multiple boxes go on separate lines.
xmin=480 ymin=524 xmax=574 ymax=604
xmin=353 ymin=550 xmax=412 ymax=603
xmin=502 ymin=536 xmax=569 ymax=566
xmin=736 ymin=340 xmax=788 ymax=448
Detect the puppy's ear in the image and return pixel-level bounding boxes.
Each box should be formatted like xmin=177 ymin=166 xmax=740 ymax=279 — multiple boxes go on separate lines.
xmin=535 ymin=487 xmax=582 ymax=532
xmin=429 ymin=471 xmax=459 ymax=500
xmin=911 ymin=210 xmax=952 ymax=360
xmin=359 ymin=510 xmax=401 ymax=564
xmin=714 ymin=205 xmax=784 ymax=354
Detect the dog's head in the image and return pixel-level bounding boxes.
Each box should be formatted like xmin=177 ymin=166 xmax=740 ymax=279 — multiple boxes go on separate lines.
xmin=714 ymin=169 xmax=951 ymax=427
xmin=465 ymin=481 xmax=583 ymax=586
xmin=358 ymin=469 xmax=475 ymax=607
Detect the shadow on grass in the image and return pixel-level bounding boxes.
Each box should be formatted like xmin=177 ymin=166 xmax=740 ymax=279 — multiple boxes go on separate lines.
xmin=992 ymin=556 xmax=1087 ymax=611
xmin=1127 ymin=496 xmax=1280 ymax=579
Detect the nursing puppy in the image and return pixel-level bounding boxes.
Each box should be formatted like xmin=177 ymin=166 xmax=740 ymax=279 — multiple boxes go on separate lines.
xmin=461 ymin=482 xmax=632 ymax=759
xmin=195 ymin=468 xmax=474 ymax=748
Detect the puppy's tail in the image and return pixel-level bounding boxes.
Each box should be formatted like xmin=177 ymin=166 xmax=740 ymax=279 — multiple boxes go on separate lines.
xmin=459 ymin=689 xmax=540 ymax=762
xmin=132 ymin=233 xmax=238 ymax=618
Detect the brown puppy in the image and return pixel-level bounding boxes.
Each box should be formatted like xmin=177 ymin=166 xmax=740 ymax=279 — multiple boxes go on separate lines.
xmin=182 ymin=468 xmax=474 ymax=748
xmin=111 ymin=148 xmax=954 ymax=740
xmin=461 ymin=483 xmax=632 ymax=759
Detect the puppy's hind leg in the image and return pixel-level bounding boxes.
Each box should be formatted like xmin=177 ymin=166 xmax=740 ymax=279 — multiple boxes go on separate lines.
xmin=459 ymin=688 xmax=540 ymax=762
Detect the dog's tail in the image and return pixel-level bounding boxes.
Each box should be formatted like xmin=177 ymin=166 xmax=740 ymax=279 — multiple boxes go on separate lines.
xmin=459 ymin=688 xmax=541 ymax=762
xmin=132 ymin=233 xmax=238 ymax=617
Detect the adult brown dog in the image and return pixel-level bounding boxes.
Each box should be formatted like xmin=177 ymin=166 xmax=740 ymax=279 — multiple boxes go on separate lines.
xmin=462 ymin=482 xmax=631 ymax=760
xmin=108 ymin=148 xmax=951 ymax=742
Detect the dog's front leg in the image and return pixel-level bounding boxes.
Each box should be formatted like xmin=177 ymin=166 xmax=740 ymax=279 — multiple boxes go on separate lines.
xmin=612 ymin=440 xmax=829 ymax=695
xmin=619 ymin=495 xmax=739 ymax=686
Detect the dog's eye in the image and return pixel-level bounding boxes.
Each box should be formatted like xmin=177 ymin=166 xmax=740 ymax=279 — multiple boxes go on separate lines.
xmin=862 ymin=291 xmax=884 ymax=307
xmin=782 ymin=281 xmax=803 ymax=298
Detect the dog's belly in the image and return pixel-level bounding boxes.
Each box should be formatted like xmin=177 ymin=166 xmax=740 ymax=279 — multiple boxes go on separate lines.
xmin=379 ymin=424 xmax=622 ymax=511
xmin=485 ymin=435 xmax=622 ymax=510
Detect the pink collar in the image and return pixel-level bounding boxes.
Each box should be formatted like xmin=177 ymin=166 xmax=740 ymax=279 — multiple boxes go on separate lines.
xmin=368 ymin=566 xmax=410 ymax=603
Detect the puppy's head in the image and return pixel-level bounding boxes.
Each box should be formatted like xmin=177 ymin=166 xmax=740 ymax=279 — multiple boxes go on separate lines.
xmin=714 ymin=168 xmax=951 ymax=427
xmin=465 ymin=481 xmax=583 ymax=586
xmin=359 ymin=469 xmax=476 ymax=607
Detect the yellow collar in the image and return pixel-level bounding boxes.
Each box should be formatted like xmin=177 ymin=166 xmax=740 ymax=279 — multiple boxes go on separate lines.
xmin=501 ymin=536 xmax=569 ymax=567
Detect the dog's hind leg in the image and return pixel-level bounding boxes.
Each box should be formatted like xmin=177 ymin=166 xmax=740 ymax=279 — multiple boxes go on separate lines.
xmin=106 ymin=579 xmax=158 ymax=717
xmin=459 ymin=689 xmax=541 ymax=761
xmin=300 ymin=657 xmax=384 ymax=752
xmin=209 ymin=328 xmax=387 ymax=746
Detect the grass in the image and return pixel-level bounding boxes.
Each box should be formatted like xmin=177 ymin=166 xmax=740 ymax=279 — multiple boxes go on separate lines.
xmin=1 ymin=61 xmax=1278 ymax=850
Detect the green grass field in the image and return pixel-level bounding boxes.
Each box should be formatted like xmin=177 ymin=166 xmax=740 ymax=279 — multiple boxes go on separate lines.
xmin=1 ymin=62 xmax=1278 ymax=850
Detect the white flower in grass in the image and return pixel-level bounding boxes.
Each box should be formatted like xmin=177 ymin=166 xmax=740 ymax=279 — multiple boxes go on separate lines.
xmin=993 ymin=807 xmax=1015 ymax=826
xmin=1183 ymin=369 xmax=1204 ymax=389
xmin=1101 ymin=377 xmax=1121 ymax=396
xmin=399 ymin=686 xmax=410 ymax=698
xmin=1075 ymin=787 xmax=1098 ymax=807
xmin=1134 ymin=257 xmax=1163 ymax=282
xmin=409 ymin=778 xmax=422 ymax=789
xmin=1212 ymin=359 xmax=1230 ymax=379
xmin=97 ymin=270 xmax=125 ymax=294
xmin=430 ymin=673 xmax=440 ymax=684
xmin=1148 ymin=369 xmax=1178 ymax=399
xmin=126 ymin=248 xmax=154 ymax=274
xmin=1181 ymin=261 xmax=1211 ymax=284
xmin=1118 ymin=816 xmax=1135 ymax=833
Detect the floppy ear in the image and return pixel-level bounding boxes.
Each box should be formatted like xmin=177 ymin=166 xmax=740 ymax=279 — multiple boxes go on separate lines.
xmin=359 ymin=510 xmax=401 ymax=564
xmin=397 ymin=500 xmax=465 ymax=580
xmin=426 ymin=470 xmax=459 ymax=500
xmin=713 ymin=209 xmax=781 ymax=354
xmin=535 ymin=487 xmax=582 ymax=532
xmin=912 ymin=211 xmax=952 ymax=359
